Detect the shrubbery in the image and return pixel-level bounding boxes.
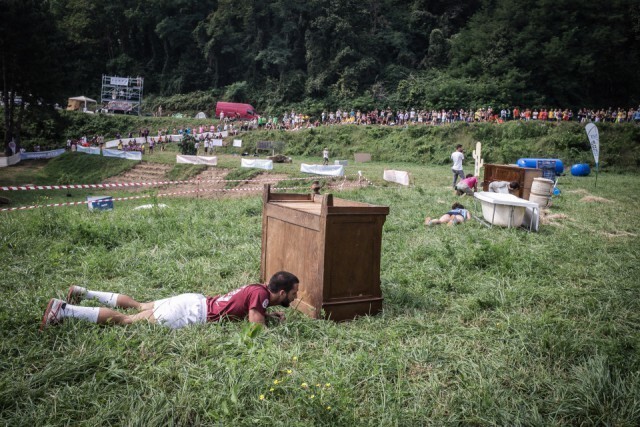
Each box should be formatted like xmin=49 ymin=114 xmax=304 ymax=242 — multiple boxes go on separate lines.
xmin=179 ymin=135 xmax=197 ymax=155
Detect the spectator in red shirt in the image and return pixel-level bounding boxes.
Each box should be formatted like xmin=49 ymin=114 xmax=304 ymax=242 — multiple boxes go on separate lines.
xmin=40 ymin=271 xmax=299 ymax=330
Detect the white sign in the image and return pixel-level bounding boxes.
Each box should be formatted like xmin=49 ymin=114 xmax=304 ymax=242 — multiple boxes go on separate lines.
xmin=233 ymin=139 xmax=242 ymax=147
xmin=300 ymin=163 xmax=345 ymax=176
xmin=0 ymin=152 xmax=22 ymax=167
xmin=103 ymin=149 xmax=142 ymax=161
xmin=383 ymin=169 xmax=410 ymax=186
xmin=585 ymin=123 xmax=599 ymax=166
xmin=110 ymin=77 xmax=129 ymax=86
xmin=176 ymin=155 xmax=218 ymax=165
xmin=241 ymin=158 xmax=273 ymax=170
xmin=76 ymin=146 xmax=101 ymax=155
xmin=211 ymin=139 xmax=223 ymax=147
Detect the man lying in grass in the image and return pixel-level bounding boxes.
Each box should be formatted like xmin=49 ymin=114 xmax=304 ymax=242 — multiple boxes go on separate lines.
xmin=40 ymin=271 xmax=299 ymax=330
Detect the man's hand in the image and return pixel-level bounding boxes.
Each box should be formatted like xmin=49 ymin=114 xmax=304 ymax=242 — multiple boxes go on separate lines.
xmin=267 ymin=312 xmax=285 ymax=322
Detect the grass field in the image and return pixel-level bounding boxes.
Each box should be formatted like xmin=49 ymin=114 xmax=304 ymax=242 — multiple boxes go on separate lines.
xmin=1 ymin=154 xmax=639 ymax=425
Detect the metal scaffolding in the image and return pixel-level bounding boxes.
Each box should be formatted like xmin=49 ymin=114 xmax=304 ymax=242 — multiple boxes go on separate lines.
xmin=100 ymin=75 xmax=144 ymax=115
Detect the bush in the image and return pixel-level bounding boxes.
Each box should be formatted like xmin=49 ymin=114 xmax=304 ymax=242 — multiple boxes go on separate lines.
xmin=179 ymin=134 xmax=197 ymax=155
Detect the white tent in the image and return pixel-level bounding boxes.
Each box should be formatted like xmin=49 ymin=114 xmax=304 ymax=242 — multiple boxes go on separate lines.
xmin=195 ymin=111 xmax=207 ymax=119
xmin=67 ymin=96 xmax=97 ymax=112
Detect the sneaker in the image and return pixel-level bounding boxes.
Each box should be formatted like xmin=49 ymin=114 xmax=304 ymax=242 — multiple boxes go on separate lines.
xmin=66 ymin=285 xmax=86 ymax=304
xmin=40 ymin=298 xmax=66 ymax=331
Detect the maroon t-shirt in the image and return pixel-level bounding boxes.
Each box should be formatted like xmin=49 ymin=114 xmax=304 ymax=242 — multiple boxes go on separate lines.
xmin=206 ymin=284 xmax=270 ymax=322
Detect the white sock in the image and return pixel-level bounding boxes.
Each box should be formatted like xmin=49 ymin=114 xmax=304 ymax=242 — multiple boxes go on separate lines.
xmin=62 ymin=304 xmax=100 ymax=323
xmin=85 ymin=290 xmax=120 ymax=307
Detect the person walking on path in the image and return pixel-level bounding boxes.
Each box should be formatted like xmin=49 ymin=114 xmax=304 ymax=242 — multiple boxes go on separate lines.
xmin=451 ymin=144 xmax=465 ymax=189
xmin=322 ymin=148 xmax=329 ymax=165
xmin=41 ymin=271 xmax=299 ymax=330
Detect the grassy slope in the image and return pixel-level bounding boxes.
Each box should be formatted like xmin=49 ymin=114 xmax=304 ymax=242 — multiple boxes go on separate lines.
xmin=236 ymin=121 xmax=640 ymax=170
xmin=0 ymin=146 xmax=639 ymax=425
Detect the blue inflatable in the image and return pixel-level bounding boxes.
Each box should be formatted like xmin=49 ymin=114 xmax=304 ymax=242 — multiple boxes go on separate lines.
xmin=570 ymin=163 xmax=591 ymax=176
xmin=516 ymin=158 xmax=564 ymax=175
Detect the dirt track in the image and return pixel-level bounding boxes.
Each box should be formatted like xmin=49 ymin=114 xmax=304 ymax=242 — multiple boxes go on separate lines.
xmin=102 ymin=162 xmax=326 ymax=199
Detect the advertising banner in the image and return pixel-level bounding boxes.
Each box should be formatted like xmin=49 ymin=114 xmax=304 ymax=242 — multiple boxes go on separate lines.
xmin=20 ymin=149 xmax=66 ymax=160
xmin=176 ymin=155 xmax=218 ymax=165
xmin=300 ymin=163 xmax=345 ymax=176
xmin=241 ymin=158 xmax=273 ymax=170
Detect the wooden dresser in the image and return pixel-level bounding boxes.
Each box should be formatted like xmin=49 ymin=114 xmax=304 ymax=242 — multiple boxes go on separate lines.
xmin=260 ymin=185 xmax=389 ymax=321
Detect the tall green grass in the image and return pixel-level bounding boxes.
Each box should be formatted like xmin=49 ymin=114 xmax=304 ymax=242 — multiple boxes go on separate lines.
xmin=1 ymin=158 xmax=639 ymax=425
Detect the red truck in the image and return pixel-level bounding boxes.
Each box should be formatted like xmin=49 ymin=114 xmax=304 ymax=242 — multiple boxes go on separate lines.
xmin=215 ymin=102 xmax=259 ymax=120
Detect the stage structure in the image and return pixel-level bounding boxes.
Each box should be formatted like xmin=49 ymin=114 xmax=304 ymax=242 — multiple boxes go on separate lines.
xmin=100 ymin=75 xmax=144 ymax=115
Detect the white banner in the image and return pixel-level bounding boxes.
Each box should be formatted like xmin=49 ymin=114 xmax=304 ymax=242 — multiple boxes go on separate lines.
xmin=76 ymin=146 xmax=101 ymax=155
xmin=383 ymin=169 xmax=410 ymax=186
xmin=176 ymin=155 xmax=218 ymax=165
xmin=212 ymin=139 xmax=223 ymax=147
xmin=105 ymin=135 xmax=182 ymax=149
xmin=103 ymin=149 xmax=142 ymax=161
xmin=241 ymin=158 xmax=273 ymax=170
xmin=110 ymin=77 xmax=129 ymax=86
xmin=0 ymin=152 xmax=21 ymax=167
xmin=233 ymin=139 xmax=242 ymax=147
xmin=585 ymin=123 xmax=599 ymax=166
xmin=20 ymin=149 xmax=66 ymax=160
xmin=300 ymin=163 xmax=345 ymax=176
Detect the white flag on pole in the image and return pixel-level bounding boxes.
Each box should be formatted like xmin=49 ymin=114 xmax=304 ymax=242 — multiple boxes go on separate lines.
xmin=585 ymin=123 xmax=599 ymax=166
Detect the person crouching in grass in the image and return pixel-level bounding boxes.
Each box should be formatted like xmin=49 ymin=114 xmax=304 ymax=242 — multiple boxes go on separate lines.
xmin=455 ymin=174 xmax=478 ymax=196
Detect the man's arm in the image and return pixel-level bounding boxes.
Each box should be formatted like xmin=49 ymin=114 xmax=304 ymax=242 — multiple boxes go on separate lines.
xmin=248 ymin=309 xmax=285 ymax=326
xmin=248 ymin=308 xmax=266 ymax=325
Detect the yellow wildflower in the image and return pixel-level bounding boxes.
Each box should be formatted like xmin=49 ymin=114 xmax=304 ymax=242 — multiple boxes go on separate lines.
xmin=310 ymin=395 xmax=315 ymax=399
xmin=269 ymin=388 xmax=275 ymax=392
xmin=273 ymin=379 xmax=280 ymax=385
xmin=325 ymin=383 xmax=331 ymax=388
xmin=292 ymin=356 xmax=298 ymax=361
xmin=259 ymin=394 xmax=265 ymax=401
xmin=326 ymin=406 xmax=331 ymax=410
xmin=301 ymin=382 xmax=308 ymax=388
xmin=286 ymin=369 xmax=292 ymax=374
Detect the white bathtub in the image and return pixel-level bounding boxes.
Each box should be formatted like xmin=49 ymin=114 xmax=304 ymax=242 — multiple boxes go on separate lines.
xmin=474 ymin=192 xmax=540 ymax=230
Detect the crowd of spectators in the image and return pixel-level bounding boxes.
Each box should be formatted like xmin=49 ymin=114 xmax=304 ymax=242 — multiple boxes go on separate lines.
xmin=58 ymin=105 xmax=638 ymax=154
xmin=258 ymin=106 xmax=640 ymax=130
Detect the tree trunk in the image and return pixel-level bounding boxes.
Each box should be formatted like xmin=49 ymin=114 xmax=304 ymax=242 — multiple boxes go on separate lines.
xmin=2 ymin=56 xmax=14 ymax=155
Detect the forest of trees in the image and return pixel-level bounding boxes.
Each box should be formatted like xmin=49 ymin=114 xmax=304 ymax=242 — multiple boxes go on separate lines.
xmin=2 ymin=0 xmax=640 ymax=146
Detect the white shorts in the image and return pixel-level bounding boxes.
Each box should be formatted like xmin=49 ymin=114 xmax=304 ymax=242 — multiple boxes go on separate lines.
xmin=152 ymin=293 xmax=207 ymax=329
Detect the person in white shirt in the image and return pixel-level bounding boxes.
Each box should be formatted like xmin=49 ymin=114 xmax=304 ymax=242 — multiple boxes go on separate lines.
xmin=488 ymin=181 xmax=520 ymax=194
xmin=451 ymin=144 xmax=465 ymax=189
xmin=322 ymin=148 xmax=329 ymax=165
